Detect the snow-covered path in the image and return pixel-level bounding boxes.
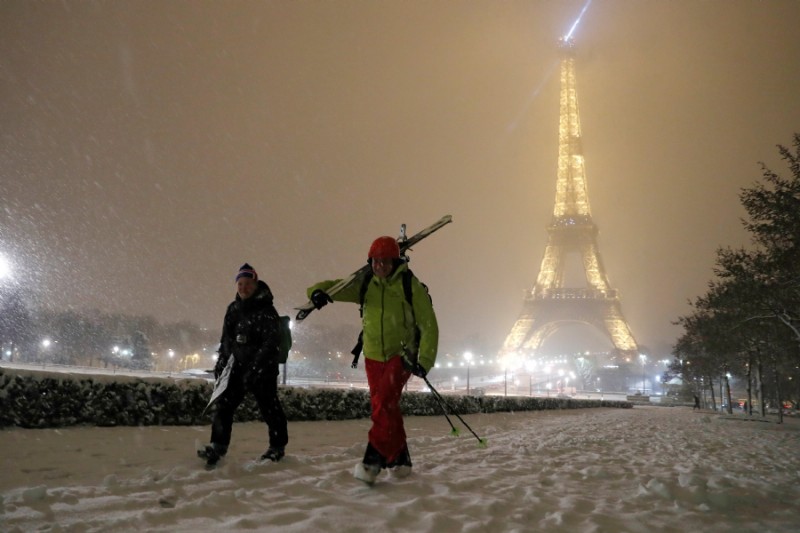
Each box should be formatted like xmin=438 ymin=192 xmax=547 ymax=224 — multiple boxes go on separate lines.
xmin=2 ymin=406 xmax=798 ymax=532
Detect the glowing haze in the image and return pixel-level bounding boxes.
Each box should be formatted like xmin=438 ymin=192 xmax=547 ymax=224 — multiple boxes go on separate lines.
xmin=2 ymin=1 xmax=799 ymax=358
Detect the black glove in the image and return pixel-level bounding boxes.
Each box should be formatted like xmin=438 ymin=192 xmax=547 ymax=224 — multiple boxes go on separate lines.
xmin=410 ymin=362 xmax=428 ymax=378
xmin=401 ymin=353 xmax=427 ymax=378
xmin=311 ymin=289 xmax=333 ymax=310
xmin=214 ymin=356 xmax=227 ymax=380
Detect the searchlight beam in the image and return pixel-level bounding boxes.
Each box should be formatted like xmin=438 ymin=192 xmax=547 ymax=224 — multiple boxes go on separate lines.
xmin=564 ymin=0 xmax=592 ymax=40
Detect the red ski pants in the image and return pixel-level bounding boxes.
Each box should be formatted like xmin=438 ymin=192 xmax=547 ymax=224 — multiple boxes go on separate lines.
xmin=365 ymin=356 xmax=411 ymax=463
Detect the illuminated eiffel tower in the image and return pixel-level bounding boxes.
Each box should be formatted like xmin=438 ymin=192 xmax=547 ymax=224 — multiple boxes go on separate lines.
xmin=502 ymin=38 xmax=638 ymax=360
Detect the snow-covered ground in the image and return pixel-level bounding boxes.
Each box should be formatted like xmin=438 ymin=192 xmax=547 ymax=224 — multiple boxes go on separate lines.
xmin=1 ymin=406 xmax=798 ymax=532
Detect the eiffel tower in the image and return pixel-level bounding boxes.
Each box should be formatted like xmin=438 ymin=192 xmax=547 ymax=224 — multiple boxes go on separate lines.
xmin=502 ymin=38 xmax=638 ymax=360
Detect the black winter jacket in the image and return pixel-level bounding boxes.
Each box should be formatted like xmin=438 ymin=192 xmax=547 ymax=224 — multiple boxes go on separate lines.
xmin=217 ymin=280 xmax=281 ymax=370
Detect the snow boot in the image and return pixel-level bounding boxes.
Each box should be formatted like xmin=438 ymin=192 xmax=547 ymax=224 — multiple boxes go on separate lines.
xmin=362 ymin=442 xmax=386 ymax=467
xmin=387 ymin=445 xmax=413 ymax=478
xmin=353 ymin=462 xmax=381 ymax=484
xmin=354 ymin=442 xmax=385 ymax=484
xmin=197 ymin=443 xmax=226 ymax=467
xmin=260 ymin=447 xmax=285 ymax=462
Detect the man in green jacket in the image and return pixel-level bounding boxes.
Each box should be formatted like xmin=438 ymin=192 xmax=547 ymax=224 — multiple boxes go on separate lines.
xmin=308 ymin=236 xmax=438 ymax=484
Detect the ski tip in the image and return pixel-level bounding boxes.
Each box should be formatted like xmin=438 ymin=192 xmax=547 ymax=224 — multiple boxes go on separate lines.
xmin=478 ymin=438 xmax=488 ymax=448
xmin=449 ymin=427 xmax=460 ymax=437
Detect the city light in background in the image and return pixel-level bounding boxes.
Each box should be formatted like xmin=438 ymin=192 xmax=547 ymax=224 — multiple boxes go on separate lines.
xmin=0 ymin=253 xmax=11 ymax=281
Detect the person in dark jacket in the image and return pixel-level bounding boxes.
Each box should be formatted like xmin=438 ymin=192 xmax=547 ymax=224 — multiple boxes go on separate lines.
xmin=198 ymin=263 xmax=288 ymax=467
xmin=308 ymin=237 xmax=439 ymax=484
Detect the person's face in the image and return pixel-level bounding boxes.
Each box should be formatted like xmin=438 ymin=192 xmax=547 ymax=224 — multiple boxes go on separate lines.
xmin=371 ymin=257 xmax=394 ymax=279
xmin=237 ymin=277 xmax=257 ymax=300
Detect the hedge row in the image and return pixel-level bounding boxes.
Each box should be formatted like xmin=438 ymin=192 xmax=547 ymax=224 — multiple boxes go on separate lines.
xmin=0 ymin=368 xmax=630 ymax=429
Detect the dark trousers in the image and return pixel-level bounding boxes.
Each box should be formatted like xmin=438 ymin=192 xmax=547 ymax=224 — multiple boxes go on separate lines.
xmin=211 ymin=364 xmax=288 ymax=450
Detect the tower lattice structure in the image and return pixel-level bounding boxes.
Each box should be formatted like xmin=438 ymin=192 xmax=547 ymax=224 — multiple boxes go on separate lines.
xmin=502 ymin=38 xmax=638 ymax=359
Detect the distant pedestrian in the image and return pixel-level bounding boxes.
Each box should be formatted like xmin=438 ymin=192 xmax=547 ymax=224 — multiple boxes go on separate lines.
xmin=307 ymin=236 xmax=439 ymax=484
xmin=693 ymin=395 xmax=700 ymax=410
xmin=198 ymin=263 xmax=288 ymax=467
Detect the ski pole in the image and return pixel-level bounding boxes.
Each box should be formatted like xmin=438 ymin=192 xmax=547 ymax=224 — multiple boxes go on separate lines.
xmin=423 ymin=375 xmax=487 ymax=447
xmin=426 ymin=383 xmax=460 ymax=437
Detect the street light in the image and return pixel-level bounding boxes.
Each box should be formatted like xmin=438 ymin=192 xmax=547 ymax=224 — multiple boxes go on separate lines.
xmin=639 ymin=354 xmax=647 ymax=394
xmin=464 ymin=351 xmax=473 ymax=395
xmin=0 ymin=253 xmax=11 ymax=280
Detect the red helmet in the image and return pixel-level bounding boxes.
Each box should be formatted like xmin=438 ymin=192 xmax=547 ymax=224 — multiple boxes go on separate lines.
xmin=368 ymin=236 xmax=400 ymax=259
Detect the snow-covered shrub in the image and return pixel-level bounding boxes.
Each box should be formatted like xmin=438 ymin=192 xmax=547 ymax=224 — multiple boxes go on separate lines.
xmin=0 ymin=367 xmax=630 ymax=429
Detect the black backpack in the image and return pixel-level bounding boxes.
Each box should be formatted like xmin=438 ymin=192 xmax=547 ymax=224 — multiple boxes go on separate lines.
xmin=277 ymin=315 xmax=292 ymax=364
xmin=349 ymin=268 xmax=430 ymax=368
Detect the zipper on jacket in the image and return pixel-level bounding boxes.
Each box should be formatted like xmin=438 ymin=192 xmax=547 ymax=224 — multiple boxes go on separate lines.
xmin=379 ymin=280 xmax=387 ymax=362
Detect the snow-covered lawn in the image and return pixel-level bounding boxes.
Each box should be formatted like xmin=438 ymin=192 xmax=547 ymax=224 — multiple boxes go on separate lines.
xmin=2 ymin=406 xmax=798 ymax=532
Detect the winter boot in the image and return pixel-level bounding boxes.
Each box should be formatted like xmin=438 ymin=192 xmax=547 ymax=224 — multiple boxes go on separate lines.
xmin=354 ymin=462 xmax=381 ymax=484
xmin=387 ymin=445 xmax=413 ymax=478
xmin=260 ymin=447 xmax=285 ymax=462
xmin=354 ymin=442 xmax=385 ymax=484
xmin=362 ymin=442 xmax=386 ymax=467
xmin=197 ymin=443 xmax=227 ymax=467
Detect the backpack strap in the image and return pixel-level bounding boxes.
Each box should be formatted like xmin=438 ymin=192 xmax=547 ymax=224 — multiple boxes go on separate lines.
xmin=402 ymin=269 xmax=422 ymax=364
xmin=350 ymin=272 xmax=374 ymax=368
xmin=358 ymin=271 xmax=374 ymax=317
xmin=402 ymin=269 xmax=414 ymax=311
